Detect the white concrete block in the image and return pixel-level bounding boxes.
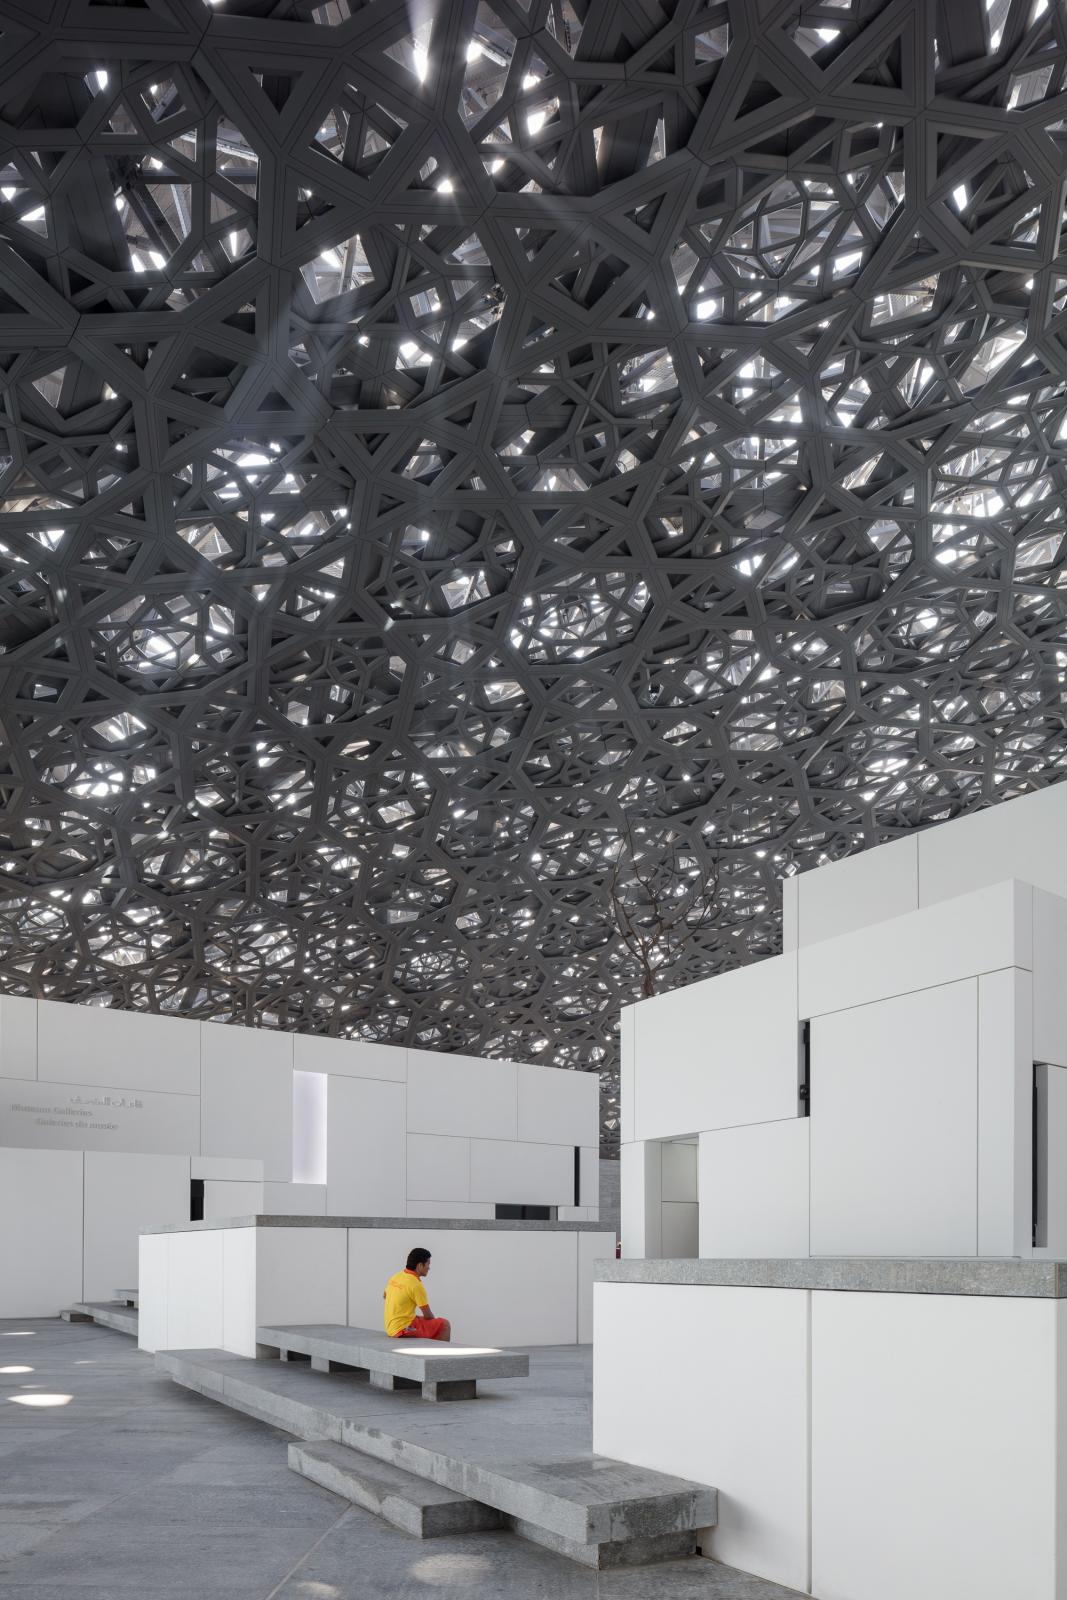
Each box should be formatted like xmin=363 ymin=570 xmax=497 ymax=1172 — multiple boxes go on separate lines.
xmin=347 ymin=1227 xmax=583 ymax=1346
xmin=810 ymin=980 xmax=979 ymax=1257
xmin=0 ymin=1147 xmax=83 ymax=1315
xmin=469 ymin=1138 xmax=573 ymax=1206
xmin=203 ymin=1179 xmax=264 ymax=1220
xmin=811 ymin=1290 xmax=1057 ymax=1600
xmin=223 ymin=1226 xmax=257 ymax=1357
xmin=1041 ymin=1065 xmax=1067 ymax=1257
xmin=699 ymin=1120 xmax=810 ymax=1258
xmin=799 ymin=879 xmax=1032 ymax=1019
xmin=263 ymin=1181 xmax=326 ymax=1215
xmin=918 ymin=782 xmax=1067 ymax=905
xmin=191 ymin=1156 xmax=264 ymax=1181
xmin=406 ymin=1133 xmax=470 ymax=1202
xmin=137 ymin=1232 xmax=168 ymax=1352
xmin=406 ymin=1049 xmax=517 ymax=1142
xmin=620 ymin=1140 xmax=661 ymax=1258
xmin=0 ymin=1078 xmax=200 ymax=1155
xmin=661 ymin=1201 xmax=698 ymax=1256
xmin=579 ymin=1145 xmax=598 ymax=1208
xmin=578 ymin=1230 xmax=613 ymax=1343
xmin=255 ymin=1226 xmax=348 ymax=1328
xmin=796 ymin=835 xmax=918 ymax=948
xmin=516 ymin=1062 xmax=598 ymax=1147
xmin=660 ymin=1141 xmax=698 ymax=1202
xmin=293 ymin=1033 xmax=406 ymax=1082
xmin=978 ymin=968 xmax=1033 ymax=1257
xmin=83 ymin=1151 xmax=189 ymax=1301
xmin=37 ymin=1000 xmax=200 ymax=1095
xmin=326 ymin=1076 xmax=406 ymax=1216
xmin=167 ymin=1229 xmax=225 ymax=1350
xmin=633 ymin=954 xmax=800 ymax=1141
xmin=406 ymin=1200 xmax=494 ymax=1219
xmin=0 ymin=995 xmax=36 ymax=1080
xmin=620 ymin=1004 xmax=636 ymax=1145
xmin=200 ymin=1022 xmax=293 ymax=1181
xmin=593 ymin=1282 xmax=811 ymax=1591
xmin=1034 ymin=889 xmax=1067 ymax=1068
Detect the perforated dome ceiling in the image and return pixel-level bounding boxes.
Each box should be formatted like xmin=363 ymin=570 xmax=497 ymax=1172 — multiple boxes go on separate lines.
xmin=0 ymin=0 xmax=1065 ymax=1147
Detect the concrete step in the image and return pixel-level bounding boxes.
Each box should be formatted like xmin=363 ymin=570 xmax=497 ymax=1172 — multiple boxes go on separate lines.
xmin=157 ymin=1348 xmax=715 ymax=1568
xmin=288 ymin=1439 xmax=503 ymax=1538
xmin=114 ymin=1289 xmax=138 ymax=1307
xmin=63 ymin=1302 xmax=138 ymax=1337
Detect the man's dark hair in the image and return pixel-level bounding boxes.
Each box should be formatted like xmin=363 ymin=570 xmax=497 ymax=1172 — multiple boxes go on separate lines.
xmin=407 ymin=1247 xmax=431 ymax=1271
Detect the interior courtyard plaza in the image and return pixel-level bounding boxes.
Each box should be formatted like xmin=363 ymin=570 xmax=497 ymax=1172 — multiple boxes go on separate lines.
xmin=1 ymin=0 xmax=1066 ymax=1595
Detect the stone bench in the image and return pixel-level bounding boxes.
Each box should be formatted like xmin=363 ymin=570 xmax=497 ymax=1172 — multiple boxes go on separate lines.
xmin=255 ymin=1323 xmax=529 ymax=1401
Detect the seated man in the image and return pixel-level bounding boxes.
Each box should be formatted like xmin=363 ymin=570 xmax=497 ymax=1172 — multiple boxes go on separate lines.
xmin=383 ymin=1247 xmax=451 ymax=1341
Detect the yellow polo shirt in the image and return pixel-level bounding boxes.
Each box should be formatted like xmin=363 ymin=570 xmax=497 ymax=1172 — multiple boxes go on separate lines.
xmin=383 ymin=1268 xmax=428 ymax=1337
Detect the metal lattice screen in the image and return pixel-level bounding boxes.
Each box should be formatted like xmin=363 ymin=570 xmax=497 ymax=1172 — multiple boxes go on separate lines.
xmin=0 ymin=0 xmax=1065 ymax=1149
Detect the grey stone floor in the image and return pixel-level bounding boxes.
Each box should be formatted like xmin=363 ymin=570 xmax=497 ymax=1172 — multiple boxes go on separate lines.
xmin=0 ymin=1319 xmax=805 ymax=1598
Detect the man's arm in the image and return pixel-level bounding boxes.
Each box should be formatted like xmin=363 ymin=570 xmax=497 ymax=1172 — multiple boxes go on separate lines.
xmin=417 ymin=1303 xmax=435 ymax=1319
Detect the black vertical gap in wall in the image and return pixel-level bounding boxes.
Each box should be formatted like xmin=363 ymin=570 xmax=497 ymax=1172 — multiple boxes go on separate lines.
xmin=573 ymin=1145 xmax=581 ymax=1206
xmin=1033 ymin=1063 xmax=1044 ymax=1249
xmin=190 ymin=1178 xmax=204 ymax=1222
xmin=798 ymin=1020 xmax=811 ymax=1117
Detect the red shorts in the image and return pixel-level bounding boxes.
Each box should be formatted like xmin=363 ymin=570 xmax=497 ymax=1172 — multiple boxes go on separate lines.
xmin=395 ymin=1317 xmax=448 ymax=1340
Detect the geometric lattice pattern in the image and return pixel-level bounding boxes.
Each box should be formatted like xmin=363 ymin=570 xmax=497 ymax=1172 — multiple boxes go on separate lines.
xmin=1 ymin=0 xmax=1066 ymax=1149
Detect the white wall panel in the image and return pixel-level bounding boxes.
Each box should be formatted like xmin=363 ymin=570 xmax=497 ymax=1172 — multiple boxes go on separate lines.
xmin=0 ymin=1077 xmax=200 ymax=1155
xmin=578 ymin=1230 xmax=613 ymax=1342
xmin=620 ymin=1004 xmax=636 ymax=1145
xmin=799 ymin=879 xmax=1031 ymax=1019
xmin=517 ymin=1062 xmax=598 ymax=1147
xmin=1042 ymin=1065 xmax=1067 ymax=1257
xmin=579 ymin=1145 xmax=598 ymax=1209
xmin=620 ymin=1139 xmax=661 ymax=1258
xmin=263 ymin=1181 xmax=326 ymax=1215
xmin=0 ymin=996 xmax=36 ymax=1080
xmin=38 ymin=1001 xmax=200 ymax=1096
xmin=1034 ymin=889 xmax=1067 ymax=1068
xmin=797 ymin=834 xmax=918 ymax=948
xmin=0 ymin=1147 xmax=83 ymax=1316
xmin=918 ymin=781 xmax=1067 ymax=905
xmin=469 ymin=1137 xmax=573 ymax=1206
xmin=661 ymin=1201 xmax=698 ymax=1257
xmin=255 ymin=1226 xmax=347 ymax=1328
xmin=191 ymin=1156 xmax=263 ymax=1181
xmin=780 ymin=872 xmax=799 ymax=952
xmin=978 ymin=968 xmax=1032 ymax=1258
xmin=406 ymin=1050 xmax=517 ymax=1141
xmin=593 ymin=1282 xmax=810 ymax=1591
xmin=83 ymin=1151 xmax=189 ymax=1301
xmin=200 ymin=1023 xmax=292 ymax=1181
xmin=223 ymin=1227 xmax=257 ymax=1358
xmin=811 ymin=1291 xmax=1056 ymax=1600
xmin=633 ymin=954 xmax=800 ymax=1141
xmin=293 ymin=1033 xmax=405 ymax=1082
xmin=203 ymin=1179 xmax=263 ymax=1220
xmin=137 ymin=1233 xmax=168 ymax=1352
xmin=661 ymin=1141 xmax=697 ymax=1202
xmin=699 ymin=1120 xmax=809 ymax=1258
xmin=407 ymin=1200 xmax=494 ymax=1219
xmin=167 ymin=1228 xmax=224 ymax=1350
xmin=326 ymin=1076 xmax=406 ymax=1215
xmin=347 ymin=1227 xmax=586 ymax=1346
xmin=406 ymin=1133 xmax=469 ymax=1202
xmin=810 ymin=980 xmax=978 ymax=1257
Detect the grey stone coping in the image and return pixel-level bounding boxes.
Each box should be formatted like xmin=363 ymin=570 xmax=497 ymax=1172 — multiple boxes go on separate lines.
xmin=257 ymin=1323 xmax=529 ymax=1381
xmin=141 ymin=1214 xmax=616 ymax=1235
xmin=594 ymin=1258 xmax=1067 ymax=1298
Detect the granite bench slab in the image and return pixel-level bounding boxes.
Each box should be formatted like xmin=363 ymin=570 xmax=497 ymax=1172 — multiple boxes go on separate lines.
xmin=256 ymin=1323 xmax=529 ymax=1400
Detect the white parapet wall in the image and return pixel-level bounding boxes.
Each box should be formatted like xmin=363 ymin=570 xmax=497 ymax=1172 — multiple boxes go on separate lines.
xmin=0 ymin=1004 xmax=600 ymax=1315
xmin=139 ymin=1217 xmax=615 ymax=1353
xmin=620 ymin=783 xmax=1067 ymax=1262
